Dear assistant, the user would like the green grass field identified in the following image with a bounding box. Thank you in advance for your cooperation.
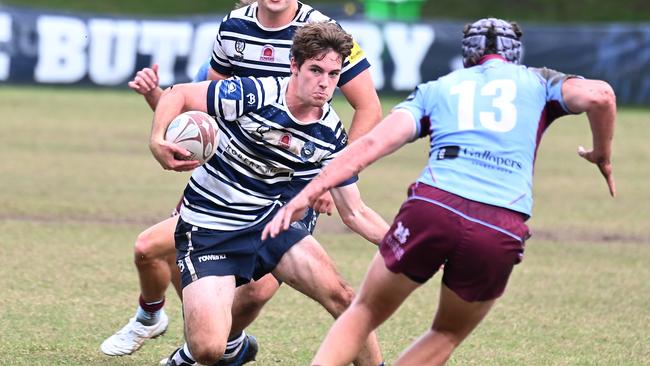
[1,86,649,365]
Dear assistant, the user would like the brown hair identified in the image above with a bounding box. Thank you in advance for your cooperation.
[291,22,353,68]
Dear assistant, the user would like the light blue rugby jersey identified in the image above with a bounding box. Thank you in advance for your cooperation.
[396,56,579,217]
[211,1,369,86]
[179,76,355,231]
[192,60,210,82]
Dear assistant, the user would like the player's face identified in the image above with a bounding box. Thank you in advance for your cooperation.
[292,51,342,108]
[257,0,297,14]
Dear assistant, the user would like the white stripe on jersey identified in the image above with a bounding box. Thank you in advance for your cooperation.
[212,1,368,80]
[220,31,293,46]
[198,164,280,203]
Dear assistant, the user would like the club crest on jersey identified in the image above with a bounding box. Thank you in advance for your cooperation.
[260,45,275,62]
[301,141,316,159]
[279,133,292,149]
[176,259,185,273]
[393,221,410,244]
[234,40,246,61]
[252,125,271,141]
[235,40,246,53]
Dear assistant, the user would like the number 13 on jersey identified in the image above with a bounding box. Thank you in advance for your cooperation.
[450,79,517,132]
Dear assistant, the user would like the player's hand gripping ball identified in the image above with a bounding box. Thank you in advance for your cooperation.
[165,111,219,165]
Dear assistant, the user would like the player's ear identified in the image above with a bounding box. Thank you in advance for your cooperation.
[290,57,298,76]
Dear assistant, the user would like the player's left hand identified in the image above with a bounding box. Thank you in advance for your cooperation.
[128,64,159,95]
[577,145,616,197]
[312,191,334,216]
[150,139,200,172]
[262,198,309,240]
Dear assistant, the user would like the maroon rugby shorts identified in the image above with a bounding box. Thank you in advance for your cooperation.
[379,182,530,302]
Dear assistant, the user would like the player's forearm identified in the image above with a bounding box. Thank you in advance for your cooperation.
[340,204,389,245]
[302,136,383,205]
[302,113,413,205]
[587,85,616,162]
[150,87,186,144]
[144,87,164,111]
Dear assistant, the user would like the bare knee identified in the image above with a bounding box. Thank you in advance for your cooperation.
[133,230,161,267]
[188,340,226,365]
[326,281,355,318]
[429,326,464,348]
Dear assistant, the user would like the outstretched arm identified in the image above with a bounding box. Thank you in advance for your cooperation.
[329,184,389,245]
[262,109,416,239]
[562,78,617,197]
[149,81,212,172]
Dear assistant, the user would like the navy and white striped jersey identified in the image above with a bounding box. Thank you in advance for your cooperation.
[179,76,355,231]
[211,1,370,86]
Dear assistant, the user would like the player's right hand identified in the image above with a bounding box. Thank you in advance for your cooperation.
[150,138,200,172]
[128,64,160,95]
[312,190,334,216]
[577,145,616,197]
[262,199,309,240]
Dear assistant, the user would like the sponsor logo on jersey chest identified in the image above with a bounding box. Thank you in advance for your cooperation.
[278,133,292,149]
[260,45,275,62]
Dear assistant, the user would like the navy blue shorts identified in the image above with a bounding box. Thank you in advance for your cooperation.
[175,216,310,289]
[301,207,319,234]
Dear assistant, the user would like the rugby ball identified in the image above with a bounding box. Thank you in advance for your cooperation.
[165,111,219,165]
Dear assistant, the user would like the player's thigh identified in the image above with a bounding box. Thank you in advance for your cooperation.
[135,215,178,258]
[182,275,236,345]
[432,284,495,339]
[272,236,345,299]
[233,274,280,306]
[355,253,421,324]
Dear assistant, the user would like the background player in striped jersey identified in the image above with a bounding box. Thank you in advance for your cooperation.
[101,1,383,362]
[263,18,617,366]
[148,22,386,366]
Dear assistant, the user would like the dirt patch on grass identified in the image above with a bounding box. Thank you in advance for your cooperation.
[3,213,648,244]
[312,217,649,244]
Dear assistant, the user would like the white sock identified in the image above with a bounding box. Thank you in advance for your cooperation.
[222,331,246,359]
[170,343,196,365]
